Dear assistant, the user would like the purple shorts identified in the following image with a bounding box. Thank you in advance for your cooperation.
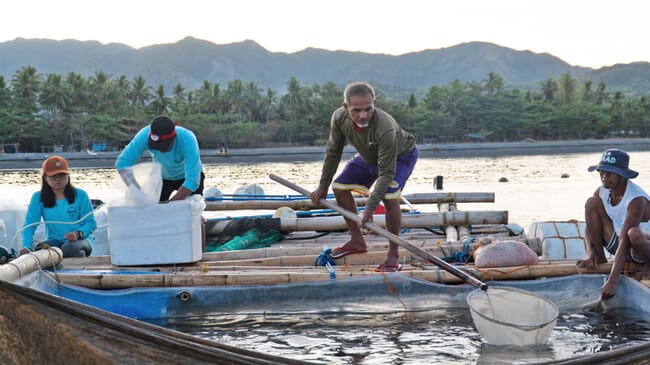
[332,146,418,199]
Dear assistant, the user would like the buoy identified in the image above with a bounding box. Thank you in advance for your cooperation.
[234,184,265,196]
[272,207,297,219]
[204,187,223,199]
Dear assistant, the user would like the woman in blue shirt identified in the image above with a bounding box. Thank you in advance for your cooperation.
[21,155,96,257]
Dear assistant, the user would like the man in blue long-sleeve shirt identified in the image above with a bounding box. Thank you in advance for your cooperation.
[115,115,204,201]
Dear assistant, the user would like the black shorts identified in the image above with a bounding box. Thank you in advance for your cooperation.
[159,171,205,202]
[605,232,647,265]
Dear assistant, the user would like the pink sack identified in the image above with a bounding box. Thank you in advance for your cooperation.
[474,240,538,268]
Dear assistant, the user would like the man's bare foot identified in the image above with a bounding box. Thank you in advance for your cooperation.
[330,239,367,259]
[375,256,401,272]
[577,256,606,269]
[337,239,366,252]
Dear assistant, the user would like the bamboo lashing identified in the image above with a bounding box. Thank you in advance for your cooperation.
[0,247,62,282]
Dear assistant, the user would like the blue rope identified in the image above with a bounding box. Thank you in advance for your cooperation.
[325,262,336,279]
[442,237,474,263]
[314,247,336,267]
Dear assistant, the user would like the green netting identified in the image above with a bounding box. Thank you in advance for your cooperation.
[205,228,282,252]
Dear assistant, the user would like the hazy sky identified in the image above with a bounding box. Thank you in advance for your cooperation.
[3,0,649,69]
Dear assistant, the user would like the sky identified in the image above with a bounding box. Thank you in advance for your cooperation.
[3,0,649,69]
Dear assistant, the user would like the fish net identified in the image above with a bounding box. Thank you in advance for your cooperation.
[467,286,558,346]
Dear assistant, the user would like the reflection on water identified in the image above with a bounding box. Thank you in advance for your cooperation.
[148,308,650,364]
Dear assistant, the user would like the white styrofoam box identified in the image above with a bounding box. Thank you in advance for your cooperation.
[108,197,204,265]
[529,221,613,260]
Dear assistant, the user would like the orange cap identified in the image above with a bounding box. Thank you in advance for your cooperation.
[42,155,70,176]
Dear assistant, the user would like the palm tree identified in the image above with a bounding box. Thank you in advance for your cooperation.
[40,73,70,113]
[261,88,277,123]
[558,74,576,104]
[65,72,88,112]
[172,83,186,113]
[11,66,41,114]
[283,76,303,120]
[225,79,244,114]
[0,76,10,108]
[540,78,558,102]
[129,75,151,107]
[485,72,504,96]
[88,71,111,111]
[150,84,169,114]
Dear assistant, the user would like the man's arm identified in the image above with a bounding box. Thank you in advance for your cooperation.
[115,127,149,188]
[179,129,202,193]
[317,112,346,192]
[602,196,646,298]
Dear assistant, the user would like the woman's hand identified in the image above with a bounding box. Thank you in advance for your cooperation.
[65,231,82,241]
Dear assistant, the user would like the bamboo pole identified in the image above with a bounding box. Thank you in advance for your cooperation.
[439,203,458,242]
[0,248,63,282]
[206,210,508,234]
[204,192,496,211]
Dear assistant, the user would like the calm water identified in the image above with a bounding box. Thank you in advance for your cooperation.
[3,152,650,364]
[150,309,650,365]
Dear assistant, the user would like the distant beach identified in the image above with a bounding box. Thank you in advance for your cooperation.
[1,138,650,170]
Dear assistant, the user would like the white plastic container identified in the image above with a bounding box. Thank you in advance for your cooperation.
[108,197,204,266]
[529,221,591,259]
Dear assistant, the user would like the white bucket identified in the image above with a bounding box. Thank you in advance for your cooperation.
[467,287,558,346]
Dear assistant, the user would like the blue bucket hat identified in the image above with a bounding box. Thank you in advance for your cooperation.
[587,149,638,179]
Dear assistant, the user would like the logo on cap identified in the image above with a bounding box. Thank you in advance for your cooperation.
[601,151,616,164]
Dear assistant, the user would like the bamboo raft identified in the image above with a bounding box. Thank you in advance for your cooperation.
[54,191,649,291]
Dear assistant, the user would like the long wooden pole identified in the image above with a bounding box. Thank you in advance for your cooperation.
[269,174,488,290]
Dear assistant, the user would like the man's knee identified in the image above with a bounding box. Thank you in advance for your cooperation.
[585,196,602,211]
[628,227,648,246]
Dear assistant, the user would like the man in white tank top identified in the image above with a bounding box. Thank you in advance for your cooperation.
[578,149,650,299]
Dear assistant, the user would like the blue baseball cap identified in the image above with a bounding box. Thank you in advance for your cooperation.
[588,149,638,179]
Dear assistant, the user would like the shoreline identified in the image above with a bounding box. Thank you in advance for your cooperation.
[1,138,650,170]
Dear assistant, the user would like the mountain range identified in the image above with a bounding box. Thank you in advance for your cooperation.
[1,36,649,98]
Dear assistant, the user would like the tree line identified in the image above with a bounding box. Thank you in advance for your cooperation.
[1,66,649,152]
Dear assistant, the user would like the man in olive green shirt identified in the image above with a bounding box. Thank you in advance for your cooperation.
[310,82,418,271]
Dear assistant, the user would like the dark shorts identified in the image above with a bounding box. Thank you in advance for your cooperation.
[605,232,647,265]
[332,146,418,200]
[160,171,205,202]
